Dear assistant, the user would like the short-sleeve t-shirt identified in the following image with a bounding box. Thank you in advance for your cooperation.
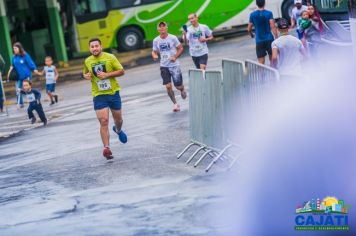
[249,9,274,44]
[44,65,56,84]
[292,5,308,26]
[152,34,181,68]
[83,52,123,97]
[186,24,212,57]
[271,35,304,76]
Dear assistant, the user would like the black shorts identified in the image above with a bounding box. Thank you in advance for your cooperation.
[93,91,122,111]
[160,66,183,87]
[256,40,273,58]
[192,54,208,69]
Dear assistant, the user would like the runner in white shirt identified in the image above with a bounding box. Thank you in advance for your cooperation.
[152,22,187,112]
[271,18,306,79]
[183,13,213,70]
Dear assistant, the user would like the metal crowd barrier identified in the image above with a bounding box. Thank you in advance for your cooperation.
[205,59,245,172]
[178,59,280,172]
[177,70,224,167]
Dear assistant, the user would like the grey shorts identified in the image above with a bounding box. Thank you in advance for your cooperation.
[160,66,183,86]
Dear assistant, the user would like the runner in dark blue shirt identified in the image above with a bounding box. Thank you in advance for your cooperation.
[247,0,278,65]
[20,80,47,125]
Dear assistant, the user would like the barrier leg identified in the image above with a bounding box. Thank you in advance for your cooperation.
[194,149,214,168]
[177,142,198,159]
[205,144,233,172]
[227,152,243,170]
[186,146,206,164]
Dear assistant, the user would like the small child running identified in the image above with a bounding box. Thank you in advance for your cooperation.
[20,79,47,125]
[40,56,59,105]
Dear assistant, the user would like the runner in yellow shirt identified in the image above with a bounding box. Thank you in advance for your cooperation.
[83,38,127,160]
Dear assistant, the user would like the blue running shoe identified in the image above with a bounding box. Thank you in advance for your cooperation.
[113,126,128,144]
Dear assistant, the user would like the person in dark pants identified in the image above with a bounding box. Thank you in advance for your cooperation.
[0,53,5,113]
[247,0,278,65]
[0,80,4,113]
[20,79,47,125]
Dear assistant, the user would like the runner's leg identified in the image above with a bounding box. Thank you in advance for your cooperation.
[28,104,35,119]
[166,83,176,104]
[199,64,206,70]
[96,108,110,147]
[111,109,123,133]
[257,57,265,64]
[171,66,186,100]
[198,54,208,70]
[35,103,47,123]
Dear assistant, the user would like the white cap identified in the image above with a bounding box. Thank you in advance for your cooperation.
[294,0,302,4]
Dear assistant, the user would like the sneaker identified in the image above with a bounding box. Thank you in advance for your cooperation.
[181,90,187,100]
[112,126,128,144]
[31,117,36,124]
[103,147,113,160]
[43,119,47,126]
[173,103,180,112]
[54,95,58,103]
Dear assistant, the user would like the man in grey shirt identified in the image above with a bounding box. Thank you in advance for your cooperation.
[152,21,187,112]
[271,18,306,79]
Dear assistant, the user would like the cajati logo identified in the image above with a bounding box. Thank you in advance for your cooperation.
[294,196,350,231]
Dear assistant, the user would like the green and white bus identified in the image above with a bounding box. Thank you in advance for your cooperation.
[69,0,348,52]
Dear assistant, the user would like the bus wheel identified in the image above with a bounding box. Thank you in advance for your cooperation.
[117,27,144,52]
[282,0,294,22]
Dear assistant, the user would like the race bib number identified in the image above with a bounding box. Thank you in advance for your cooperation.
[191,40,204,52]
[161,52,170,62]
[27,93,36,102]
[46,72,55,83]
[97,79,112,91]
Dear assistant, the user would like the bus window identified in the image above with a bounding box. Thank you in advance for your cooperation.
[319,0,346,10]
[88,0,107,13]
[110,0,136,8]
[74,0,107,16]
[110,0,170,9]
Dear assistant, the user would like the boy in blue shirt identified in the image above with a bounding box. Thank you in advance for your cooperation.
[247,0,278,65]
[20,80,47,125]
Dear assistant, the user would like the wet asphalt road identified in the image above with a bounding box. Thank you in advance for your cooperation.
[0,35,255,236]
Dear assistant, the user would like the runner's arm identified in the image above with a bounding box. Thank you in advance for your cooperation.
[152,50,159,61]
[200,27,213,42]
[97,56,125,80]
[271,48,278,69]
[82,64,92,80]
[100,69,124,79]
[247,23,255,38]
[201,34,213,42]
[152,39,160,61]
[54,67,59,81]
[270,19,278,39]
[182,32,188,45]
[173,44,184,59]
